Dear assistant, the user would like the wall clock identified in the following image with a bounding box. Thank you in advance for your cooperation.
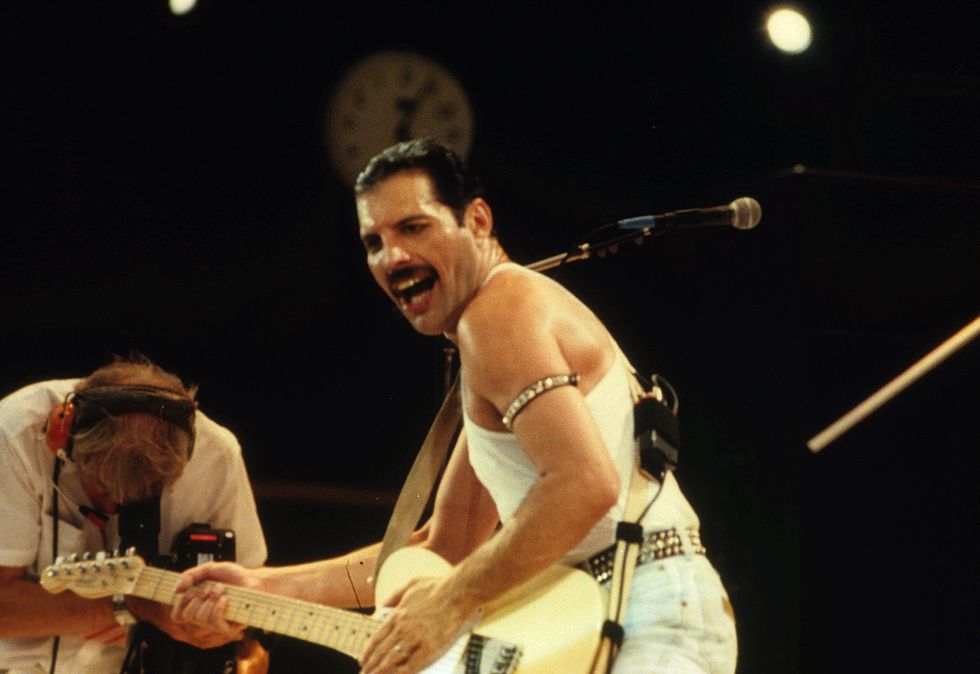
[325,50,475,188]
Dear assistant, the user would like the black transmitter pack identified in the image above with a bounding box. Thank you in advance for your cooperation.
[633,393,680,480]
[174,522,237,569]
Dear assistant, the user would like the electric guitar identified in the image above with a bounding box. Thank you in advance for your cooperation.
[41,547,605,674]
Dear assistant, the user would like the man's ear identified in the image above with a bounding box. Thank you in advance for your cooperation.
[463,198,493,238]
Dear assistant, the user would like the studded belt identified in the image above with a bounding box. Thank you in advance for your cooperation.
[578,527,706,584]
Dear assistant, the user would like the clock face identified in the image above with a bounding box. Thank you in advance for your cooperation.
[325,50,475,188]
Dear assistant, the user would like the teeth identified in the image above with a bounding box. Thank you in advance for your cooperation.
[392,272,436,296]
[394,277,424,292]
[405,289,430,307]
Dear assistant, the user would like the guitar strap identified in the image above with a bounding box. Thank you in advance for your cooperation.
[589,461,652,674]
[371,374,463,582]
[590,347,662,674]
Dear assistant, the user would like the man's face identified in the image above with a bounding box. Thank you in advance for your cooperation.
[79,471,118,516]
[357,170,485,336]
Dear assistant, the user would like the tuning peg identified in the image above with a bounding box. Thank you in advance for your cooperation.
[82,552,91,561]
[55,555,65,565]
[96,551,107,560]
[124,547,136,556]
[67,553,78,563]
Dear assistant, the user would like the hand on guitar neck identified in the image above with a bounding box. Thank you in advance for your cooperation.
[125,593,247,649]
[170,561,255,640]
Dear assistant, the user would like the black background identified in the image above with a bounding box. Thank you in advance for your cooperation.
[2,1,978,672]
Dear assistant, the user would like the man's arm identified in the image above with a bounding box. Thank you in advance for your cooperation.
[173,431,499,620]
[0,564,248,649]
[0,565,115,638]
[422,433,500,563]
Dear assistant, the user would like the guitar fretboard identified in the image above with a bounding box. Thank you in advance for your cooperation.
[132,567,378,658]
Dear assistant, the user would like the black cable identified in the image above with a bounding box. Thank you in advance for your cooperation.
[118,624,143,674]
[48,457,62,674]
[635,473,668,528]
[651,374,680,415]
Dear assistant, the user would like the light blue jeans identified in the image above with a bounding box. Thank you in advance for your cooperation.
[611,553,737,673]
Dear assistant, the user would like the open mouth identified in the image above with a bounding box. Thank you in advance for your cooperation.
[389,268,438,310]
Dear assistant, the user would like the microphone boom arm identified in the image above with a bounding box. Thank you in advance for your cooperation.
[527,229,653,272]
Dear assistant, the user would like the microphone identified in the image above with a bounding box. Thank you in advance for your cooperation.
[617,197,762,232]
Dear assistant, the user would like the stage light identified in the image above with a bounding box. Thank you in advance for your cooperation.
[169,0,198,16]
[766,7,813,54]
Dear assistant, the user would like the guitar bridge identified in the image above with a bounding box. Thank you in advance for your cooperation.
[460,634,522,674]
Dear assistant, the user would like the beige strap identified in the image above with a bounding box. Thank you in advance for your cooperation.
[606,334,646,403]
[590,458,651,674]
[371,375,463,581]
[591,342,655,674]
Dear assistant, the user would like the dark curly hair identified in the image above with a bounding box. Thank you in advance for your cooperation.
[355,138,484,224]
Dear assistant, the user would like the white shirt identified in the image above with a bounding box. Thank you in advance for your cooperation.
[0,379,268,674]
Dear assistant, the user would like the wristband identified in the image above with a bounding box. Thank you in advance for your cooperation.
[112,594,137,626]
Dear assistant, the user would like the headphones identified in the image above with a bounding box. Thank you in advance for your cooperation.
[45,385,198,461]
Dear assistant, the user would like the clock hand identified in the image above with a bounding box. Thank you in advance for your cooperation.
[394,78,439,141]
[394,100,416,142]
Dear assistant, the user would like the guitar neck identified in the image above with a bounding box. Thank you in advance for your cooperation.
[133,567,376,659]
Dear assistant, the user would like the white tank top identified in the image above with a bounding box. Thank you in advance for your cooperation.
[463,264,700,563]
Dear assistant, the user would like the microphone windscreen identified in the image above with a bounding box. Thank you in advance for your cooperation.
[731,197,762,230]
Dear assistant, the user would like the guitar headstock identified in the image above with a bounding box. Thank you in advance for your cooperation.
[40,550,146,598]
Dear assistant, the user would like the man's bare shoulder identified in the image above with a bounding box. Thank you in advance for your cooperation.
[456,271,568,414]
[460,267,556,342]
[462,265,616,394]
